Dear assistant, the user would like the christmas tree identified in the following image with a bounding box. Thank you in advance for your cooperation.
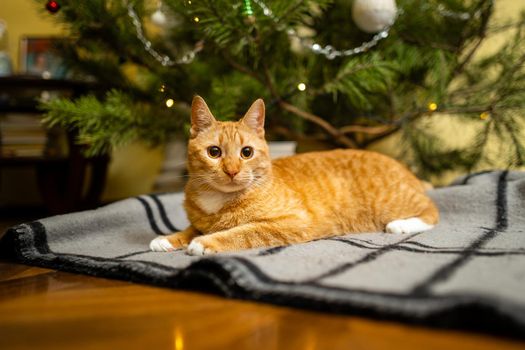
[39,0,525,181]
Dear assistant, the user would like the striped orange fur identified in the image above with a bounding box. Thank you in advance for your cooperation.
[151,96,439,255]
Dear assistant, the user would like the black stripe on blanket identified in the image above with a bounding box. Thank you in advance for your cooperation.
[305,232,423,282]
[113,250,156,259]
[460,170,495,185]
[0,222,180,285]
[148,194,180,232]
[326,237,525,257]
[411,171,509,295]
[136,196,165,235]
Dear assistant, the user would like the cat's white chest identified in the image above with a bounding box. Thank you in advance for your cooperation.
[194,191,233,214]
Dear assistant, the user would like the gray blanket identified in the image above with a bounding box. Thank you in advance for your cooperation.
[1,170,525,337]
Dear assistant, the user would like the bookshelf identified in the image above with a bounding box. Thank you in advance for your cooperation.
[0,76,109,214]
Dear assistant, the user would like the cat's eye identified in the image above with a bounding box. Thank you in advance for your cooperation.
[207,146,222,158]
[241,146,254,159]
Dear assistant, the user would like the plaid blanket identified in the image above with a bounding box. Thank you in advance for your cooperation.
[1,170,524,337]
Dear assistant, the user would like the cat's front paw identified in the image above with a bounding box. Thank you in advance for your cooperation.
[187,238,216,256]
[150,236,175,252]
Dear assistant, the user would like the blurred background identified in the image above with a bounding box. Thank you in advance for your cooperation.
[1,0,524,216]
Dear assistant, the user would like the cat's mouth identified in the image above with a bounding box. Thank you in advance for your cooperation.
[212,181,249,193]
[210,175,252,193]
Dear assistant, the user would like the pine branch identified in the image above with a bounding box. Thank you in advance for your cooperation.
[222,52,263,82]
[260,59,359,147]
[340,124,392,135]
[452,0,494,77]
[279,101,357,148]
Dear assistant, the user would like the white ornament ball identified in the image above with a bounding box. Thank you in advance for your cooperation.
[151,9,168,27]
[352,0,397,33]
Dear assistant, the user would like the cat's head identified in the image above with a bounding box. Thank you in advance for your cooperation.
[187,96,271,193]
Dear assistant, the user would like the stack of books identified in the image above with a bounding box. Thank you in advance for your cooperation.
[0,114,48,157]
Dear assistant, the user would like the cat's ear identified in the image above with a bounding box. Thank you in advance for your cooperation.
[191,95,216,137]
[241,99,265,136]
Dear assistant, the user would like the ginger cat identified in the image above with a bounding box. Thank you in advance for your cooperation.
[150,96,439,255]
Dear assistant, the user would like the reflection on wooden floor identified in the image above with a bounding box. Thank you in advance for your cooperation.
[0,261,524,350]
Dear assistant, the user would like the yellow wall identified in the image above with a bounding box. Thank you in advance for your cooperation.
[2,1,65,71]
[1,0,164,201]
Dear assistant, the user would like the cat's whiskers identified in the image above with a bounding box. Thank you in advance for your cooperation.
[188,177,214,190]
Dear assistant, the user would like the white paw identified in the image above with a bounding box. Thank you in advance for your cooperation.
[149,236,175,252]
[187,240,214,256]
[385,218,434,235]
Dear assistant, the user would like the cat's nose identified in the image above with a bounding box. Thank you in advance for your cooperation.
[224,169,239,179]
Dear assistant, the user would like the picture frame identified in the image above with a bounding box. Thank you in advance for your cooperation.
[19,36,68,79]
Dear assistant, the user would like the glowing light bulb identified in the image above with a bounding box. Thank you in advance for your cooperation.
[297,83,306,91]
[159,84,166,92]
[428,102,438,112]
[166,98,174,108]
[193,16,200,23]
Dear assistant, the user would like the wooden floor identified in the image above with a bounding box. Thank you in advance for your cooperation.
[1,221,524,349]
[1,263,525,350]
